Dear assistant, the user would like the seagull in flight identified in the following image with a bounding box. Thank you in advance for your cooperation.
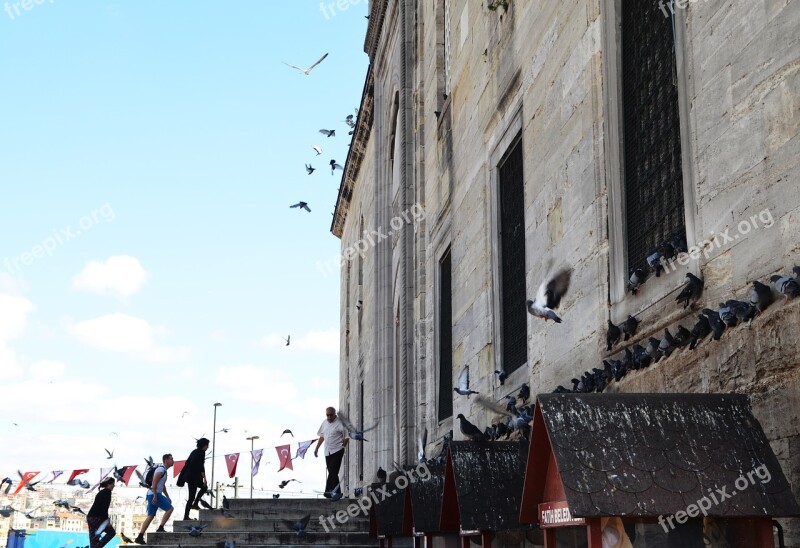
[290,201,311,212]
[312,144,323,155]
[527,267,572,323]
[282,53,329,75]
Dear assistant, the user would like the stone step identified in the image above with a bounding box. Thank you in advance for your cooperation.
[173,515,369,532]
[223,497,358,514]
[143,530,374,545]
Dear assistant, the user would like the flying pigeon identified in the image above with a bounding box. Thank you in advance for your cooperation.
[330,159,343,174]
[494,369,508,385]
[676,272,704,309]
[290,201,311,212]
[279,479,299,489]
[282,53,329,75]
[284,335,290,346]
[527,268,571,322]
[319,129,336,138]
[453,365,478,397]
[349,422,378,441]
[184,523,209,537]
[750,280,774,313]
[281,429,293,437]
[456,414,487,441]
[104,448,114,459]
[144,456,155,467]
[283,515,311,537]
[606,320,621,350]
[628,267,647,294]
[621,315,639,341]
[771,273,800,301]
[344,114,355,128]
[70,506,86,515]
[305,164,315,175]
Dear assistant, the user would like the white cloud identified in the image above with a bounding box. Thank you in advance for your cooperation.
[217,365,299,405]
[69,313,189,362]
[28,359,67,381]
[72,255,149,300]
[0,292,36,380]
[259,328,339,354]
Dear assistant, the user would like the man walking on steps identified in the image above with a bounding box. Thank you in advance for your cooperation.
[314,406,348,501]
[135,453,175,544]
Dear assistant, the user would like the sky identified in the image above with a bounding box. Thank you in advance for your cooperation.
[0,0,368,499]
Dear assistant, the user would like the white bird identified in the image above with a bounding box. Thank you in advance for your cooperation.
[312,144,323,155]
[527,268,572,323]
[282,53,329,75]
[453,365,478,397]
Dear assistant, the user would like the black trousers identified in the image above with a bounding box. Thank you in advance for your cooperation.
[184,482,207,519]
[87,516,115,548]
[325,448,345,494]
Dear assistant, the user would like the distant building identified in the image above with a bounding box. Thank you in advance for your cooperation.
[334,0,800,545]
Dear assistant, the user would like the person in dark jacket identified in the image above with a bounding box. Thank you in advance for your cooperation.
[179,437,210,520]
[87,477,116,547]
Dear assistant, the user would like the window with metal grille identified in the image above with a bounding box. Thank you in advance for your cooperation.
[498,137,527,374]
[358,379,364,481]
[438,248,453,422]
[621,0,686,274]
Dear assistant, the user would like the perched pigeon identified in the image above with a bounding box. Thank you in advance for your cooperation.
[494,369,508,385]
[658,240,677,261]
[222,496,230,510]
[621,315,640,341]
[505,395,518,415]
[659,328,676,359]
[669,234,688,254]
[184,523,209,537]
[282,53,328,75]
[702,309,726,340]
[456,414,487,441]
[606,320,621,350]
[272,494,280,499]
[290,201,311,212]
[453,365,478,397]
[628,267,647,294]
[120,533,134,543]
[689,314,711,349]
[376,467,387,483]
[305,164,315,175]
[771,273,800,301]
[632,344,651,369]
[717,302,737,328]
[726,299,756,325]
[647,250,664,277]
[673,325,692,348]
[527,268,571,323]
[517,383,530,403]
[676,273,704,309]
[750,280,774,313]
[646,337,663,362]
[283,515,311,537]
[344,114,356,128]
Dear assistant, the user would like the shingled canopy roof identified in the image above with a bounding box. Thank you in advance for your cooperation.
[521,393,800,520]
[444,440,532,532]
[409,463,447,533]
[370,481,412,537]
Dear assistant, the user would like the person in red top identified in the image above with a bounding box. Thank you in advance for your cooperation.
[86,477,116,548]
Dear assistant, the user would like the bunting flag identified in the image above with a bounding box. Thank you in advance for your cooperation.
[225,453,239,478]
[120,466,138,487]
[67,469,89,484]
[251,449,263,477]
[173,460,186,478]
[295,439,316,460]
[13,471,39,495]
[276,444,293,472]
[46,471,63,484]
[89,467,114,492]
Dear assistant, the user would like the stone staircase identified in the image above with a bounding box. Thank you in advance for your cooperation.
[142,497,374,547]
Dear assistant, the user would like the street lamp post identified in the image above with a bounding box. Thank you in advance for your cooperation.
[211,403,222,508]
[246,435,259,499]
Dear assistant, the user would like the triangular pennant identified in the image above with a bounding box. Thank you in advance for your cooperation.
[67,469,89,484]
[89,467,114,492]
[13,471,39,494]
[295,439,316,460]
[276,444,293,472]
[251,449,263,477]
[225,453,239,478]
[46,471,63,484]
[121,465,138,487]
[173,460,186,478]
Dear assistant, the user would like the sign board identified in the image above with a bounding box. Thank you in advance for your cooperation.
[538,501,585,528]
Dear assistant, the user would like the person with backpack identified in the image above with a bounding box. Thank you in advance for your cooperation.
[87,477,116,547]
[135,453,174,545]
[177,437,210,520]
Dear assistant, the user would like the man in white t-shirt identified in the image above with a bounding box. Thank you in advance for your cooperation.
[314,406,349,501]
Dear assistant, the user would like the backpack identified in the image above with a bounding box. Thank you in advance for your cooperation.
[144,465,163,489]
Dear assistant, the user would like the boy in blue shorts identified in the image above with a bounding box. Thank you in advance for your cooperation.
[135,453,174,544]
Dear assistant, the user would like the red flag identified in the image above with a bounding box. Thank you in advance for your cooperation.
[121,466,138,487]
[67,469,89,483]
[173,460,186,477]
[13,471,39,495]
[276,444,293,472]
[224,453,239,478]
